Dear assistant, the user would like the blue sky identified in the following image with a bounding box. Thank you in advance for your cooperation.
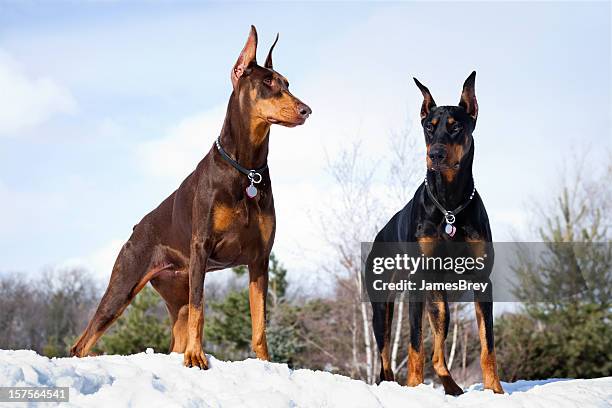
[0,1,610,284]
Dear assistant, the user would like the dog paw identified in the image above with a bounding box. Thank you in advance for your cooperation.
[440,376,464,396]
[183,347,209,369]
[69,344,85,357]
[484,380,504,394]
[444,383,464,396]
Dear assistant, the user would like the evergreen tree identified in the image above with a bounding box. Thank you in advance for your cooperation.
[266,253,304,365]
[205,289,252,359]
[503,162,612,379]
[99,286,170,355]
[204,253,305,365]
[268,253,288,306]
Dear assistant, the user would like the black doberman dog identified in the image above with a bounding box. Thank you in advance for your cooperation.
[71,26,311,369]
[369,72,503,394]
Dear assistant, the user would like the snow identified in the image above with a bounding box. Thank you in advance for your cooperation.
[0,349,610,408]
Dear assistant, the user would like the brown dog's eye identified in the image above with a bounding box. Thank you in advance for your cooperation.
[263,78,273,86]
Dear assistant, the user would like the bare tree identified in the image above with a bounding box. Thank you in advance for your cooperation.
[320,141,382,383]
[318,125,421,383]
[386,127,421,373]
[447,303,459,370]
[0,268,100,356]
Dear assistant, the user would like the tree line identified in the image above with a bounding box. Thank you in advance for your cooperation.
[0,139,609,386]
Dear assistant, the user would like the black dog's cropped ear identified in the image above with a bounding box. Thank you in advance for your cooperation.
[264,33,279,70]
[459,71,478,120]
[413,77,436,120]
[231,25,258,89]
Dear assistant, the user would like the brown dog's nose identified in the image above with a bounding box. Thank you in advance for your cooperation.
[297,103,312,118]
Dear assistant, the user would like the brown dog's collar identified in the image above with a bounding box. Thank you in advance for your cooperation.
[216,137,268,198]
[215,137,268,177]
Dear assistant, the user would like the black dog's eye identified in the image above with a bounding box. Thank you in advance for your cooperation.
[425,123,434,133]
[263,78,273,86]
[451,124,463,135]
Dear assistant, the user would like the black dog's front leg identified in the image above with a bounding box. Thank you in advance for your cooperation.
[407,300,425,386]
[475,301,503,393]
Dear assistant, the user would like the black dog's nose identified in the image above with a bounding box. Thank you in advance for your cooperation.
[297,103,312,118]
[428,145,447,162]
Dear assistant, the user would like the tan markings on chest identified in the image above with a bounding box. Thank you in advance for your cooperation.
[466,237,486,258]
[213,203,239,232]
[417,236,437,257]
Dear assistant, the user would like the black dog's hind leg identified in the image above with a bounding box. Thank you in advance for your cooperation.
[372,301,395,382]
[475,301,503,393]
[426,294,464,395]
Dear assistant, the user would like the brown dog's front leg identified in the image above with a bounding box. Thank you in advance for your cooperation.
[183,237,211,369]
[248,258,270,360]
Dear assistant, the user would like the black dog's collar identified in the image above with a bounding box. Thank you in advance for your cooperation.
[215,136,268,179]
[424,176,475,225]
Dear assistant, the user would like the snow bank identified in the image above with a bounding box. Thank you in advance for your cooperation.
[0,349,610,408]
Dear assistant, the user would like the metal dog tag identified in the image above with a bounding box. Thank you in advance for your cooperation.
[246,184,258,198]
[445,223,456,237]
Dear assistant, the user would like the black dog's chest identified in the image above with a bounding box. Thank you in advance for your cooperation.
[416,219,481,242]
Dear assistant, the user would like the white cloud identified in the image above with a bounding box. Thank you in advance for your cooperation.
[58,238,126,282]
[0,50,77,136]
[130,14,427,281]
[488,209,532,241]
[136,106,226,180]
[131,6,571,281]
[88,238,125,280]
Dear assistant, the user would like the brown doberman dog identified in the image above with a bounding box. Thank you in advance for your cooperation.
[70,26,311,369]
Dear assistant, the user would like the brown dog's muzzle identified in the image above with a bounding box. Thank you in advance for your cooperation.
[272,99,311,127]
[296,102,312,120]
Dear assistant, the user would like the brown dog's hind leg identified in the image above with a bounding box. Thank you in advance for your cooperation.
[160,301,189,354]
[426,297,463,395]
[70,239,154,357]
[169,305,190,353]
[248,258,270,360]
[150,269,190,353]
[475,301,504,394]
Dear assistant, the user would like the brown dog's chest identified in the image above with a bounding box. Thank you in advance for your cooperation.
[207,199,275,268]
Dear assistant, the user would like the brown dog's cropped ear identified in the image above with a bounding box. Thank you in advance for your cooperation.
[264,33,279,70]
[231,25,258,89]
[459,71,478,120]
[414,77,436,120]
